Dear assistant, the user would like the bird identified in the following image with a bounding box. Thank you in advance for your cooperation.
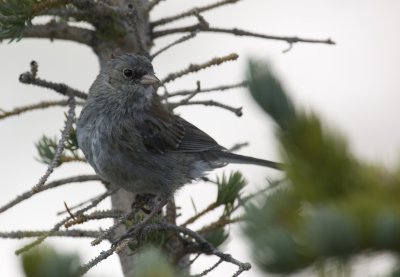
[76,53,281,233]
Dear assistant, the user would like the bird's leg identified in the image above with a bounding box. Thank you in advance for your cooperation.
[113,196,169,245]
[131,193,156,214]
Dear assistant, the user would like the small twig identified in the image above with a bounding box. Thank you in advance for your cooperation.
[197,216,244,235]
[64,210,124,228]
[0,175,100,214]
[151,31,198,59]
[153,25,335,47]
[143,223,251,276]
[161,53,238,84]
[191,259,224,277]
[32,95,76,191]
[146,0,165,13]
[15,189,117,255]
[0,100,81,121]
[171,100,243,117]
[151,0,240,27]
[64,201,76,219]
[57,194,105,216]
[76,243,121,276]
[0,230,101,239]
[90,209,138,246]
[181,202,219,227]
[165,81,247,99]
[19,72,88,99]
[184,253,201,269]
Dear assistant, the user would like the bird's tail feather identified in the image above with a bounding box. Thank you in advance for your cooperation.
[218,152,282,170]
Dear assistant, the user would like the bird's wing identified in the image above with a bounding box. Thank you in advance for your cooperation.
[136,112,224,154]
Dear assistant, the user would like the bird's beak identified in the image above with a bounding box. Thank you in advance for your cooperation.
[140,74,160,85]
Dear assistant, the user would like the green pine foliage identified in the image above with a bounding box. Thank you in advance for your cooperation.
[35,117,84,165]
[245,60,400,274]
[0,0,65,41]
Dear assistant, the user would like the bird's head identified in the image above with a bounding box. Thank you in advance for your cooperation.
[103,53,160,105]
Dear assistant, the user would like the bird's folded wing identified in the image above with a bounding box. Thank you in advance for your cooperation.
[136,114,224,154]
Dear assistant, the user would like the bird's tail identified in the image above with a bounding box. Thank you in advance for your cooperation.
[218,151,282,170]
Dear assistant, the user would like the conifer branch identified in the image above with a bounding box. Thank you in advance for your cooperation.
[15,189,117,255]
[153,25,335,46]
[0,229,101,239]
[161,53,238,84]
[0,175,100,214]
[151,0,241,27]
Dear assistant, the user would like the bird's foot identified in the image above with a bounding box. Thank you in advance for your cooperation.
[131,193,156,214]
[113,196,169,247]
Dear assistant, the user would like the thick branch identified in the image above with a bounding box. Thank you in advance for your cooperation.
[21,22,94,46]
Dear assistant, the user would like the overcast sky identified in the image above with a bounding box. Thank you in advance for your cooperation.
[1,0,400,276]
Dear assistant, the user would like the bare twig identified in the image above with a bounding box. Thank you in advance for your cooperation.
[182,202,219,227]
[0,230,101,239]
[32,94,76,191]
[162,53,238,84]
[141,223,251,276]
[191,258,224,277]
[151,0,240,27]
[0,100,82,121]
[146,0,165,13]
[197,216,244,235]
[15,189,116,255]
[0,174,100,214]
[57,194,106,216]
[171,100,243,117]
[153,25,335,46]
[19,71,88,100]
[77,243,122,276]
[90,209,138,246]
[151,31,198,59]
[64,209,124,228]
[165,81,247,99]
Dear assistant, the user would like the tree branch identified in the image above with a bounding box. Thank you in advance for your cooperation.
[0,100,84,121]
[0,229,101,239]
[161,53,238,84]
[151,0,241,27]
[170,100,243,117]
[20,21,95,46]
[151,31,198,59]
[19,61,88,99]
[153,24,335,46]
[0,175,101,214]
[15,189,117,255]
[165,81,247,99]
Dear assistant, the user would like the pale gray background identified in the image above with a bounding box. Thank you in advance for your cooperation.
[1,0,400,276]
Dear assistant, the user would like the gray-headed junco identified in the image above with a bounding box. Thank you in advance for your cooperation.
[77,53,280,208]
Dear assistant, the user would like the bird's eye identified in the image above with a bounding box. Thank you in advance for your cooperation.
[123,68,134,78]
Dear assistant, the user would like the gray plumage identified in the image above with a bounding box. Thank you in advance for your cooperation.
[77,54,280,198]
